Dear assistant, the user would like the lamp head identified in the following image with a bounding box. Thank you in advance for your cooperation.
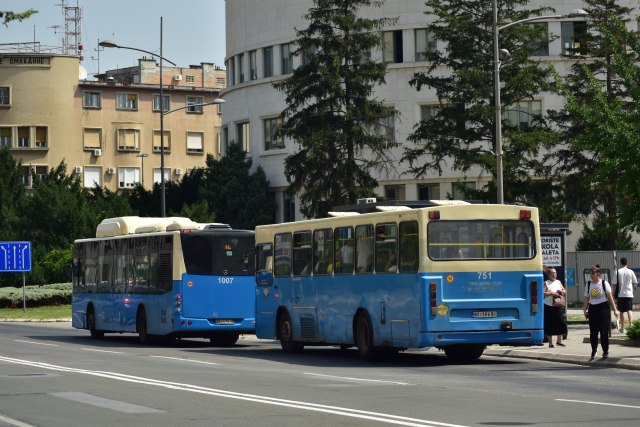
[99,40,119,49]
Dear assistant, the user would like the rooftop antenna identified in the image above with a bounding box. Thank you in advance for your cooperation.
[57,0,83,58]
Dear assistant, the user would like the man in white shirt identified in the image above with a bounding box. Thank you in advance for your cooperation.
[616,257,638,333]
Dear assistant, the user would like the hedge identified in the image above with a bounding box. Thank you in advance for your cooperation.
[0,283,72,308]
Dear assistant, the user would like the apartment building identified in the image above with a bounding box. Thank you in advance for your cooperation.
[0,50,225,191]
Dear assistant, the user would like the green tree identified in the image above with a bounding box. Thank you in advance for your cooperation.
[403,0,562,210]
[549,1,638,246]
[1,9,37,27]
[275,0,398,218]
[576,214,637,251]
[0,148,27,242]
[204,143,275,229]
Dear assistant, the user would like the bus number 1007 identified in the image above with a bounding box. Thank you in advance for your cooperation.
[218,277,234,284]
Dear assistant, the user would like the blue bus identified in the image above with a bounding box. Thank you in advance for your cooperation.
[254,203,544,360]
[72,216,255,345]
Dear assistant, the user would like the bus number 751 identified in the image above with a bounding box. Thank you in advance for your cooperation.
[478,272,492,280]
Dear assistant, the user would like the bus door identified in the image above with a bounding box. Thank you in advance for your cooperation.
[256,243,279,338]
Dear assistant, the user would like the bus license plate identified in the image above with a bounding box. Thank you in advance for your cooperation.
[215,319,235,325]
[472,311,497,318]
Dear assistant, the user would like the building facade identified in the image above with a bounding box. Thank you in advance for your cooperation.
[1,51,225,191]
[221,0,638,249]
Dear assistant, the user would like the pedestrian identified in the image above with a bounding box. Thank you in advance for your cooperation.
[583,266,619,360]
[616,257,638,334]
[543,267,567,347]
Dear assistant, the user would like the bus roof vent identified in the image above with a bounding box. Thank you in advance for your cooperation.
[357,197,377,205]
[166,217,200,232]
[327,211,361,217]
[201,223,232,230]
[376,206,412,212]
[429,200,470,205]
[96,216,146,237]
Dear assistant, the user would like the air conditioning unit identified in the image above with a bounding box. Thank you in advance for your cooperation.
[107,167,116,175]
[73,166,83,174]
[174,168,183,175]
[357,197,377,205]
[173,74,182,81]
[93,149,102,157]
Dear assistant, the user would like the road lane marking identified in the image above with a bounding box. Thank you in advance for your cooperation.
[81,348,125,354]
[557,398,640,410]
[0,413,36,427]
[13,340,58,347]
[0,355,467,427]
[303,372,412,386]
[50,392,164,413]
[150,356,220,365]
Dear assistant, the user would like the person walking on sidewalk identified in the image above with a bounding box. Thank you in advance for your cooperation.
[583,266,619,360]
[544,268,567,347]
[616,257,638,334]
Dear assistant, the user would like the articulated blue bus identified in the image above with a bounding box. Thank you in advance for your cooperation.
[254,203,544,360]
[72,216,255,345]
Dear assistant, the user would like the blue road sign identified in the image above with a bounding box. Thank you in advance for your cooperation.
[0,242,32,272]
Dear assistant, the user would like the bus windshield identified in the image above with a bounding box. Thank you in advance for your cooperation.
[181,232,255,276]
[428,219,535,260]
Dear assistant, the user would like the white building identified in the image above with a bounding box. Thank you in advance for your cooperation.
[221,0,636,248]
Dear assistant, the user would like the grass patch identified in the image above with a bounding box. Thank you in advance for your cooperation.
[0,304,71,320]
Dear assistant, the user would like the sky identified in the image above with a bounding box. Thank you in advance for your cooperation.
[3,0,227,77]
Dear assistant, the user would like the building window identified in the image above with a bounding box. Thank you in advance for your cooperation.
[83,128,102,149]
[383,30,403,63]
[185,75,195,84]
[35,126,47,148]
[283,197,296,222]
[281,43,293,74]
[216,77,225,85]
[418,183,440,200]
[0,87,10,106]
[0,127,12,148]
[264,117,284,150]
[153,94,170,112]
[561,21,588,56]
[34,165,47,182]
[22,166,30,187]
[186,131,204,153]
[526,23,549,56]
[302,44,316,66]
[263,46,273,78]
[153,168,171,184]
[452,181,476,200]
[369,109,395,142]
[415,29,436,61]
[153,130,171,153]
[186,96,204,113]
[236,121,250,152]
[249,50,258,80]
[116,92,138,110]
[17,126,29,148]
[222,126,229,153]
[238,54,245,83]
[83,91,101,108]
[83,166,102,188]
[116,128,141,151]
[384,184,405,201]
[505,100,542,130]
[118,167,140,189]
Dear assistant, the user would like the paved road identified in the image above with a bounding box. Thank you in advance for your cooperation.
[1,321,639,427]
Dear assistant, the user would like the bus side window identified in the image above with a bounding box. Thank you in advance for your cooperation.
[293,231,312,276]
[399,221,419,273]
[355,224,374,273]
[274,233,292,277]
[375,223,398,273]
[313,228,333,275]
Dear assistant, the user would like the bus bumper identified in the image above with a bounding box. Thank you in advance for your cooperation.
[419,329,544,348]
[172,317,255,335]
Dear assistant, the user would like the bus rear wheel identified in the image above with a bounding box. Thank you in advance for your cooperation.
[87,308,103,339]
[278,312,303,353]
[356,314,375,360]
[210,332,240,347]
[137,308,151,344]
[443,344,485,361]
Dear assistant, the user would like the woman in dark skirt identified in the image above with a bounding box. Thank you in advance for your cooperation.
[543,268,568,347]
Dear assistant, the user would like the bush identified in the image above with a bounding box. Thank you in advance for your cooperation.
[0,283,71,308]
[627,319,640,341]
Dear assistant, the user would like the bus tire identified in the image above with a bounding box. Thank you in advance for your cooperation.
[137,308,150,345]
[444,344,485,361]
[210,332,240,347]
[278,311,303,353]
[356,313,375,360]
[87,307,103,339]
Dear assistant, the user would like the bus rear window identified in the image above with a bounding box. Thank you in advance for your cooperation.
[182,232,255,276]
[428,220,535,260]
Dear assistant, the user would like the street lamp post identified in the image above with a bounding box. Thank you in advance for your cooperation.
[492,4,587,204]
[136,153,148,187]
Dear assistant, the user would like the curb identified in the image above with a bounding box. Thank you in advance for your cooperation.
[485,347,640,370]
[0,318,71,322]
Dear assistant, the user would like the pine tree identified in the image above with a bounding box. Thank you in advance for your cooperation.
[275,0,397,218]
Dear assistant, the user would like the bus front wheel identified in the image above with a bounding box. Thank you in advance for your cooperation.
[87,308,103,339]
[278,312,303,353]
[356,314,375,360]
[137,308,150,344]
[443,344,485,361]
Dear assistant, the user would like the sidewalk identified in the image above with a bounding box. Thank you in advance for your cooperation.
[485,308,640,370]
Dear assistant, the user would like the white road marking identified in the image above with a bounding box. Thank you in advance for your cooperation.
[13,340,58,347]
[557,398,640,409]
[50,392,164,413]
[0,355,466,427]
[81,348,125,354]
[150,355,220,365]
[304,372,412,386]
[0,413,36,427]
